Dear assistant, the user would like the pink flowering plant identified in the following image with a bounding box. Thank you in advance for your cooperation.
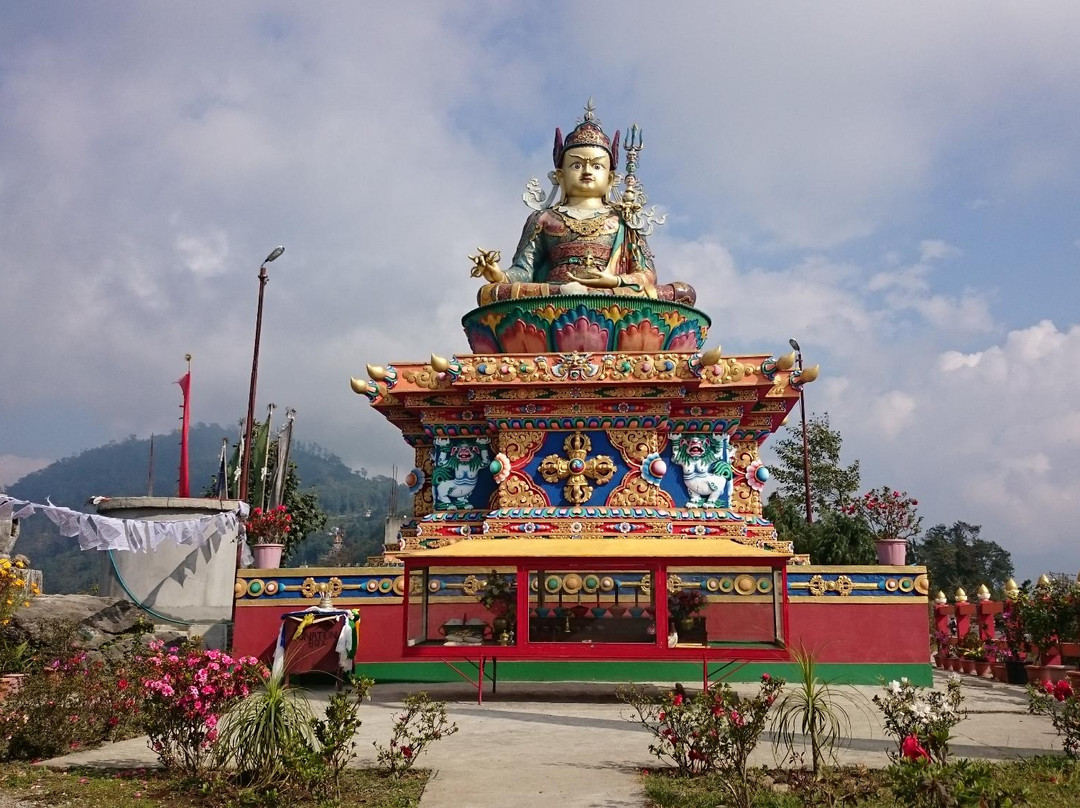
[0,648,147,761]
[139,641,268,774]
[842,487,922,545]
[619,675,785,779]
[244,504,292,545]
[872,675,965,765]
[1028,678,1080,757]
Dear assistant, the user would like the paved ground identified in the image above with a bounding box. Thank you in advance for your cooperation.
[41,670,1062,808]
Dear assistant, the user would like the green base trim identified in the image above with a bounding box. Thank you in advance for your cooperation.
[354,660,931,687]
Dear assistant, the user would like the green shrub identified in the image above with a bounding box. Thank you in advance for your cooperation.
[375,692,458,777]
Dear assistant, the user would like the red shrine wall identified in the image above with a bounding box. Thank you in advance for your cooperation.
[233,598,928,668]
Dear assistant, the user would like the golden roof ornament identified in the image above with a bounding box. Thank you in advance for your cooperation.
[935,590,948,605]
[976,584,991,602]
[1004,579,1019,599]
[955,587,968,603]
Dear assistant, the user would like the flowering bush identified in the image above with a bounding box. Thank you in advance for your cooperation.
[0,647,148,761]
[620,675,785,779]
[1028,678,1080,757]
[139,641,268,774]
[244,504,292,545]
[375,692,458,777]
[842,487,922,544]
[1019,577,1076,656]
[873,675,964,764]
[668,589,707,622]
[997,590,1029,662]
[0,555,40,628]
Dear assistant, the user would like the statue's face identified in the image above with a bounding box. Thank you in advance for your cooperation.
[556,146,613,201]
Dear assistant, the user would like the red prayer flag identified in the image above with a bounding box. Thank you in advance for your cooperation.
[176,371,191,497]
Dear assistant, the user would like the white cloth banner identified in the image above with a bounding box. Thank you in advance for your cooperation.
[0,495,254,567]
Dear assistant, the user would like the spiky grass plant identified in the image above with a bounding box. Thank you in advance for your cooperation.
[771,647,856,777]
[215,671,314,788]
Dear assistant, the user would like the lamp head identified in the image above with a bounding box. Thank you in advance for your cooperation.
[788,338,801,352]
[264,246,285,264]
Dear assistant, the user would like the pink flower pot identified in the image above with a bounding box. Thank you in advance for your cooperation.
[252,542,284,569]
[875,538,907,566]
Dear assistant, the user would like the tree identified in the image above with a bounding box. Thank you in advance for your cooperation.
[765,494,875,565]
[765,412,873,565]
[909,521,1014,596]
[771,412,861,518]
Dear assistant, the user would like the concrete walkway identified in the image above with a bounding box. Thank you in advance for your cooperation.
[42,671,1063,808]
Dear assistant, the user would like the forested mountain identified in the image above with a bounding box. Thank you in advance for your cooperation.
[4,424,408,593]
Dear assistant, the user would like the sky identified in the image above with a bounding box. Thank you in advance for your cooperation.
[1,2,1078,583]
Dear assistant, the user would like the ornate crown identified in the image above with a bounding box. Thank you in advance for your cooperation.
[553,100,620,170]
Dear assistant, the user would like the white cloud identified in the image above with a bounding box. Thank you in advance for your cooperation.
[1,3,1079,581]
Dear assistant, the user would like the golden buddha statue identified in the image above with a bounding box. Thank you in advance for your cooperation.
[473,103,697,307]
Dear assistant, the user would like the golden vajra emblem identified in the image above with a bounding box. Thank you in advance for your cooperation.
[538,432,615,505]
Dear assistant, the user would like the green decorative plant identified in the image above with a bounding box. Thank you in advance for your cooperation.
[477,570,516,622]
[215,671,314,787]
[958,630,990,662]
[283,676,374,801]
[771,647,856,777]
[375,691,458,777]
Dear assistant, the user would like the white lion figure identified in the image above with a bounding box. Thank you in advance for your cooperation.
[669,433,733,507]
[431,437,491,510]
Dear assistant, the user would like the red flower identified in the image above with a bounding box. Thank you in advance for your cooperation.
[401,745,413,759]
[901,735,929,760]
[672,693,684,706]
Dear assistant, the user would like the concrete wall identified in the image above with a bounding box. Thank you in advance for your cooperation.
[95,497,240,645]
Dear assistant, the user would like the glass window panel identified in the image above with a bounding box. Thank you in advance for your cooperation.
[528,569,656,644]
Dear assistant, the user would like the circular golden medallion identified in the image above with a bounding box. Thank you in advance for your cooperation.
[885,578,899,592]
[705,577,720,592]
[366,580,379,592]
[899,577,914,593]
[563,573,583,594]
[393,576,406,595]
[264,580,280,596]
[718,577,734,593]
[428,579,442,592]
[914,574,929,595]
[756,577,772,594]
[545,575,562,594]
[734,574,756,596]
[600,576,615,592]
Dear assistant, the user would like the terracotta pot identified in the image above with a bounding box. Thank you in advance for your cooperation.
[949,657,964,673]
[252,542,284,569]
[875,538,907,565]
[1066,671,1080,688]
[1041,645,1064,667]
[975,661,992,678]
[1044,665,1070,684]
[1026,664,1047,684]
[933,653,945,669]
[991,663,1007,682]
[961,659,977,675]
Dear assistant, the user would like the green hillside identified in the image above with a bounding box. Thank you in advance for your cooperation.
[5,424,408,593]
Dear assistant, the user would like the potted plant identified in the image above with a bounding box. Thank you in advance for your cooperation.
[477,570,515,644]
[842,487,921,566]
[668,589,706,633]
[1022,576,1074,677]
[244,505,293,569]
[0,554,41,698]
[998,591,1031,684]
[958,631,992,677]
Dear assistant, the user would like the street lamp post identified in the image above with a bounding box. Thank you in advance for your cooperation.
[238,246,285,503]
[789,338,813,524]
